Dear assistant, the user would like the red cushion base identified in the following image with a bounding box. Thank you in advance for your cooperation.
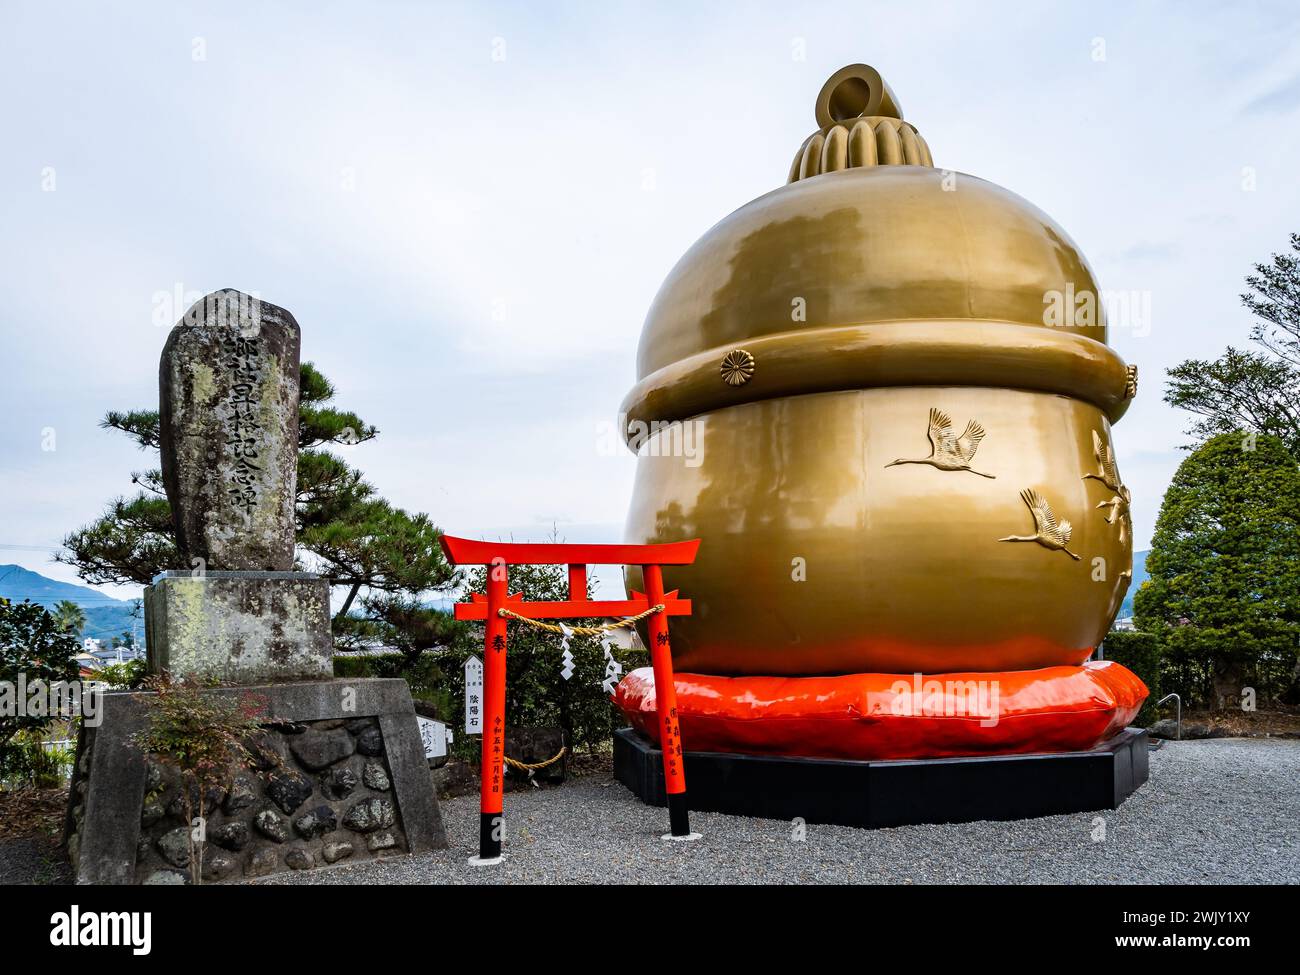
[613,662,1148,761]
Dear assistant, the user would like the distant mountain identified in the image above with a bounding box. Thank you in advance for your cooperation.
[0,565,142,646]
[1119,550,1149,618]
[0,553,1151,649]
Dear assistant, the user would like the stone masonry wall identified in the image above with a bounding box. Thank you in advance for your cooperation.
[132,716,407,883]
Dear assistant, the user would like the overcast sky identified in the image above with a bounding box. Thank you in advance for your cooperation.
[2,1,1299,603]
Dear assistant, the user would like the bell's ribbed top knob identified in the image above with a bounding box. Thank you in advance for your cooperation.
[788,64,933,182]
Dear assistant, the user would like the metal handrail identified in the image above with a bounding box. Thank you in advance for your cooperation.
[1156,692,1181,740]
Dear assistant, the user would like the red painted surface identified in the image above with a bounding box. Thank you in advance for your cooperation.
[440,535,701,567]
[642,564,687,797]
[614,661,1149,761]
[482,561,508,819]
[452,595,691,621]
[566,563,587,599]
[442,534,700,840]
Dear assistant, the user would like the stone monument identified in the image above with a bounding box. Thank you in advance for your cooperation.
[145,289,332,683]
[159,288,299,572]
[67,290,448,883]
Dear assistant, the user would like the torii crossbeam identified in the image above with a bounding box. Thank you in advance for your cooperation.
[440,535,701,863]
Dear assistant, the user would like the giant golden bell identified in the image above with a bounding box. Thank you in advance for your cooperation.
[622,64,1135,677]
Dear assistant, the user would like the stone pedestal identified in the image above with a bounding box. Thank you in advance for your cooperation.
[614,726,1150,828]
[144,571,333,684]
[66,680,448,884]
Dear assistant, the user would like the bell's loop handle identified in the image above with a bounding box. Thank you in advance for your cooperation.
[815,63,904,128]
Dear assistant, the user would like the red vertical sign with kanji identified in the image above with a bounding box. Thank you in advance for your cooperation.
[479,557,508,859]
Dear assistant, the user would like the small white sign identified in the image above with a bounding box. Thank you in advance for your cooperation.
[416,715,447,760]
[464,654,484,734]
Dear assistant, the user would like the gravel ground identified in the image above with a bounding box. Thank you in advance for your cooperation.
[257,738,1300,885]
[0,835,72,885]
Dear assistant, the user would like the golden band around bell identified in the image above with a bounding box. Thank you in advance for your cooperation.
[621,318,1132,446]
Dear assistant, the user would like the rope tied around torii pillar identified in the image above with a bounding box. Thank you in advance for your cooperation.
[495,603,665,769]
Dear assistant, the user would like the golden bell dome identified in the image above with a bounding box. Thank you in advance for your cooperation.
[624,63,1131,435]
[623,64,1135,678]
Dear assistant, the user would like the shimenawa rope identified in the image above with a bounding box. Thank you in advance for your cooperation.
[494,604,662,769]
[496,603,664,636]
[504,746,567,771]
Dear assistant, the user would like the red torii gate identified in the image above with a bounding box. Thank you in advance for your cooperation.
[440,535,701,863]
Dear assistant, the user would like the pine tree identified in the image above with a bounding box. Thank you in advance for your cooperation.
[1165,233,1300,457]
[1134,433,1300,708]
[58,362,461,646]
[1,600,81,752]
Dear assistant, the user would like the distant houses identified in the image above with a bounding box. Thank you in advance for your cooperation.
[75,637,145,674]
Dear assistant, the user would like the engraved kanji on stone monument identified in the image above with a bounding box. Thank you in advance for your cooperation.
[159,289,300,571]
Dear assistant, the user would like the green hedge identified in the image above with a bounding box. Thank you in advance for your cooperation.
[335,631,646,761]
[334,652,447,712]
[1102,630,1161,726]
[0,731,75,788]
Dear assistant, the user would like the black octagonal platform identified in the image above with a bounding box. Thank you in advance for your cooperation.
[614,726,1149,828]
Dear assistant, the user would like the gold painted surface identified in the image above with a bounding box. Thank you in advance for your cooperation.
[625,387,1132,676]
[622,318,1133,439]
[634,166,1110,380]
[999,488,1081,560]
[885,407,993,478]
[815,64,904,126]
[789,116,933,181]
[1083,429,1133,543]
[719,349,755,386]
[621,64,1133,677]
